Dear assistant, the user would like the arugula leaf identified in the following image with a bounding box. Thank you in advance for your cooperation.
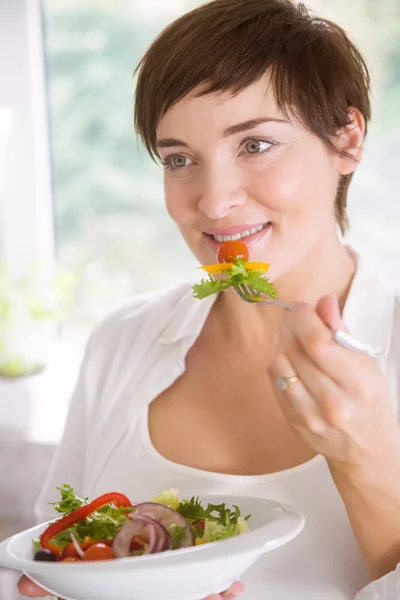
[50,484,88,515]
[176,496,249,526]
[239,270,278,298]
[192,276,232,299]
[192,258,278,300]
[175,496,211,522]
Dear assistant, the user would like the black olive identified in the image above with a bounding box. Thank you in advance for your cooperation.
[34,549,58,562]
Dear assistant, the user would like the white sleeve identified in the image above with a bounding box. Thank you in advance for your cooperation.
[355,565,400,600]
[33,336,94,523]
[33,290,158,523]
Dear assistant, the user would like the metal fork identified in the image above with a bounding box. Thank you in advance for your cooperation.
[235,283,384,360]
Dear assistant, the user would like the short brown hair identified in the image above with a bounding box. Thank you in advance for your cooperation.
[134,0,371,234]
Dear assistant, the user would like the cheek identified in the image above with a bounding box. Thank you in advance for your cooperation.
[164,179,193,226]
[248,148,337,216]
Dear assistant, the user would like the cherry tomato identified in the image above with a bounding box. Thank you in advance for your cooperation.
[217,240,249,263]
[82,543,116,561]
[61,556,82,562]
[61,538,112,559]
[61,545,80,559]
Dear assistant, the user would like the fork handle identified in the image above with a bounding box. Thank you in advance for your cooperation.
[258,299,294,310]
[260,300,380,358]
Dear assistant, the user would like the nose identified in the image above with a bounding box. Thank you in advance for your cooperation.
[198,166,246,219]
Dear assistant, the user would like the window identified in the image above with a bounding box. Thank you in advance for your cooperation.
[43,0,205,341]
[41,0,400,339]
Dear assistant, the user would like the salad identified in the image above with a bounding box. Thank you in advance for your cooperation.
[32,486,250,563]
[192,240,278,300]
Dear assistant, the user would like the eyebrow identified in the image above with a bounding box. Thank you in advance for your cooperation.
[156,117,289,149]
[223,117,288,137]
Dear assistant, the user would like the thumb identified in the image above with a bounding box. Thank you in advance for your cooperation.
[316,295,345,333]
[17,575,48,597]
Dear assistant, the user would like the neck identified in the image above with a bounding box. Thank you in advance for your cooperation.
[275,233,355,309]
[213,228,356,348]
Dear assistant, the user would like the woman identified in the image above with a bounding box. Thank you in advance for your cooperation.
[18,0,400,599]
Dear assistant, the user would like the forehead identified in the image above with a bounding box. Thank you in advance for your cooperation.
[156,73,288,139]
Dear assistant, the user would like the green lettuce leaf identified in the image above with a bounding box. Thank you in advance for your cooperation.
[192,258,277,300]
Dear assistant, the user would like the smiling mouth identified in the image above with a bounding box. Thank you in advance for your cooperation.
[207,222,270,242]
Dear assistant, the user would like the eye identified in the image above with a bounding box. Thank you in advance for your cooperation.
[162,155,194,171]
[243,139,274,155]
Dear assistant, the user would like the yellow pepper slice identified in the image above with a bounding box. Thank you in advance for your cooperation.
[195,537,206,545]
[200,262,270,275]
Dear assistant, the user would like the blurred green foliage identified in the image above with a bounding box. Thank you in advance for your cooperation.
[43,0,400,338]
[0,264,76,376]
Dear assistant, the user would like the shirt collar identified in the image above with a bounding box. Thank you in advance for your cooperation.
[158,286,216,345]
[159,247,397,358]
[342,247,396,358]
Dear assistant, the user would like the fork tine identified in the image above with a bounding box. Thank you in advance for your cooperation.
[236,284,259,302]
[234,284,250,301]
[237,283,262,302]
[242,283,263,300]
[237,284,253,299]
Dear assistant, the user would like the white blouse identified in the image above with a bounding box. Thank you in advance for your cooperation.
[34,248,400,600]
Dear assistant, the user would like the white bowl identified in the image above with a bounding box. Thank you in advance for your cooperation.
[0,495,304,600]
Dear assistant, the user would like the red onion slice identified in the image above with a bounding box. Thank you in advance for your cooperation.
[69,532,84,558]
[133,514,171,554]
[132,503,194,548]
[112,514,171,557]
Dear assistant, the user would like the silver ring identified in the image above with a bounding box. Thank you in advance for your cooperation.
[276,375,299,391]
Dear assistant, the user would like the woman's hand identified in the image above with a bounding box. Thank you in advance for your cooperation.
[269,295,400,580]
[268,295,399,472]
[17,575,245,599]
[17,575,49,597]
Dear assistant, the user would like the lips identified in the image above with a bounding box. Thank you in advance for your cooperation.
[208,223,269,243]
[204,222,272,255]
[204,222,269,237]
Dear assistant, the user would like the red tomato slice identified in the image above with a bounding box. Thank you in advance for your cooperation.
[82,543,116,561]
[217,241,249,263]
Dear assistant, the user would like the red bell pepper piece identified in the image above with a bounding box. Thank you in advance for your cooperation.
[192,519,205,533]
[40,492,132,556]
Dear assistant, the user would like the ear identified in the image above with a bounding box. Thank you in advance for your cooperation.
[335,108,366,176]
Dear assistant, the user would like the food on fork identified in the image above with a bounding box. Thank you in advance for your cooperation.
[32,485,250,562]
[192,240,278,300]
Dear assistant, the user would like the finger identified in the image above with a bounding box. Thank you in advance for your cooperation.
[221,580,246,598]
[205,581,245,600]
[269,352,326,434]
[282,330,350,424]
[287,303,370,390]
[316,295,344,332]
[17,575,48,597]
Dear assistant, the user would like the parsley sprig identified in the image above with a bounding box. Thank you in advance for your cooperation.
[192,258,278,300]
